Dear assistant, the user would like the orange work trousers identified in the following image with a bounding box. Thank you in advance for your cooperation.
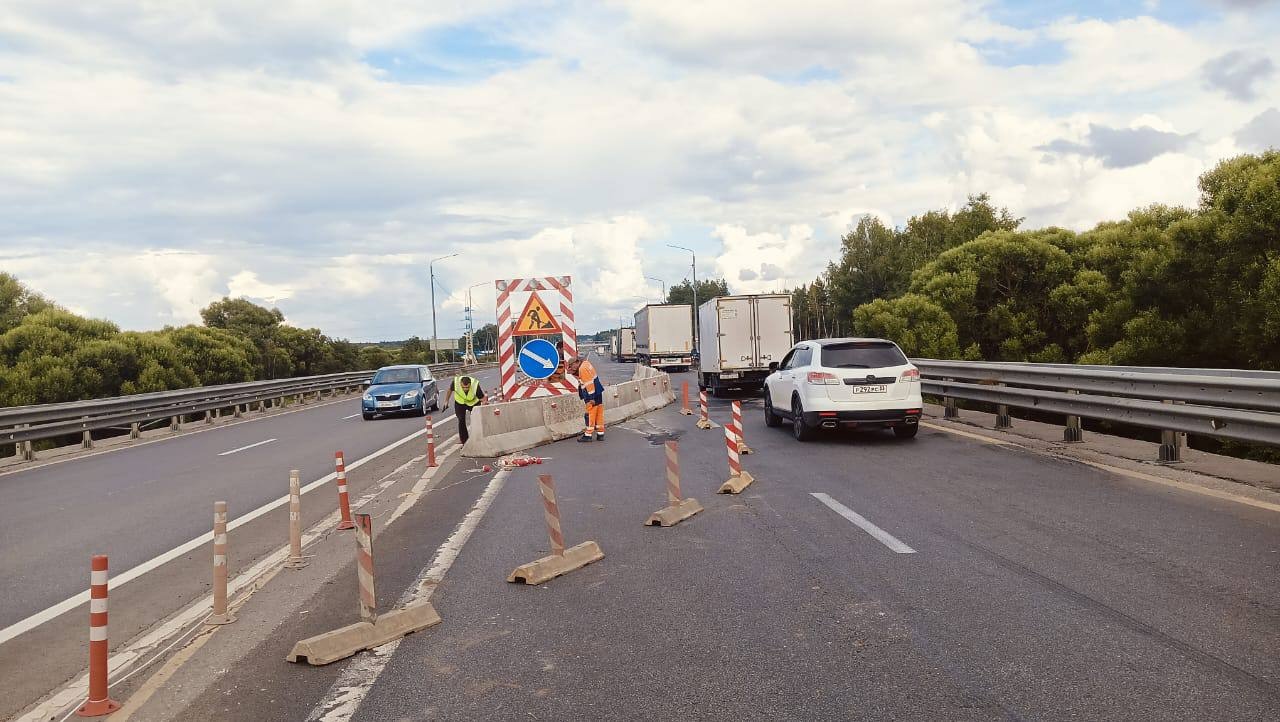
[583,400,605,435]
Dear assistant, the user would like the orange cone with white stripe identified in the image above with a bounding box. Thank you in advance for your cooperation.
[208,501,235,624]
[426,417,438,467]
[731,400,753,454]
[680,382,693,415]
[76,555,120,717]
[508,474,604,585]
[645,440,702,526]
[335,452,355,531]
[696,389,712,429]
[718,424,755,494]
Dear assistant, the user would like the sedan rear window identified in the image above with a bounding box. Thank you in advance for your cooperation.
[372,368,419,384]
[820,342,907,369]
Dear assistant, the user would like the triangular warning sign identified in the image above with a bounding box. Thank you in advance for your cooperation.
[513,291,563,335]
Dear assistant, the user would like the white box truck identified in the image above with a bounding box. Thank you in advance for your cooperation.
[698,294,793,394]
[634,304,693,370]
[615,327,638,363]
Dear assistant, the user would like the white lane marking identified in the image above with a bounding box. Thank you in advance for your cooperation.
[21,437,463,722]
[308,467,513,722]
[216,438,277,456]
[810,492,916,554]
[341,413,361,420]
[0,417,454,646]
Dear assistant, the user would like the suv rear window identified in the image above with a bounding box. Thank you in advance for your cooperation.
[820,342,907,369]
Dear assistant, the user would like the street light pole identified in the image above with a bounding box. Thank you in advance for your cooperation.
[429,253,459,364]
[666,245,699,353]
[644,276,666,303]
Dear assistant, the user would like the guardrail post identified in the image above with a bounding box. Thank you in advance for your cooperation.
[1064,389,1083,442]
[170,415,181,433]
[995,403,1012,429]
[1159,400,1184,462]
[233,404,243,419]
[943,379,959,419]
[18,425,35,461]
[81,429,93,449]
[129,422,140,439]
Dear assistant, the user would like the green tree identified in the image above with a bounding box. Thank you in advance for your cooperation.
[665,278,730,308]
[852,294,971,359]
[359,346,394,369]
[910,231,1075,361]
[200,297,286,376]
[164,325,257,385]
[0,272,56,334]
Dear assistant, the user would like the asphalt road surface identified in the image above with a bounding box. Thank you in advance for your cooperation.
[115,363,1280,722]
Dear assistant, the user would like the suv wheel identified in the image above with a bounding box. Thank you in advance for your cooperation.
[763,394,782,427]
[893,424,919,439]
[791,397,815,441]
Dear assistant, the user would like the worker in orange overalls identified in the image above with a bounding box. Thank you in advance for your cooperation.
[566,355,605,442]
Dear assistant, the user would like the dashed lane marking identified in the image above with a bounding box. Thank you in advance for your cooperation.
[0,415,457,647]
[216,438,277,456]
[811,492,917,554]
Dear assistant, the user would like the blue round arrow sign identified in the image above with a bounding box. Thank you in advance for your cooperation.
[518,338,560,380]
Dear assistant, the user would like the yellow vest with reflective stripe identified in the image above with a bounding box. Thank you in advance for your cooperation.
[453,377,480,406]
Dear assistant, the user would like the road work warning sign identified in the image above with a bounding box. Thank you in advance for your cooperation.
[514,291,563,335]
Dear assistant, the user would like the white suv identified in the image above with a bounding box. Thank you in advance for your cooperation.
[763,338,923,441]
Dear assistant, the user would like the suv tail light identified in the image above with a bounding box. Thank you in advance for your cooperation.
[899,368,920,383]
[806,371,841,385]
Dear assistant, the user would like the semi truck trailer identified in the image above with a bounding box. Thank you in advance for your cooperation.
[614,327,638,362]
[634,304,693,370]
[697,294,793,394]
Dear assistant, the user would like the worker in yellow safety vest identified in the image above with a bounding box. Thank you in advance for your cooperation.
[566,356,605,442]
[444,375,486,444]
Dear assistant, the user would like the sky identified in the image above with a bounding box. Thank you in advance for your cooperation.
[1,0,1278,341]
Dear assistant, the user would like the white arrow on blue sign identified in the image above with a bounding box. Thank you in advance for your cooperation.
[518,338,560,380]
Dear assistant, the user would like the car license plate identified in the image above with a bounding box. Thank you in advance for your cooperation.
[721,372,739,379]
[377,401,397,408]
[851,385,887,394]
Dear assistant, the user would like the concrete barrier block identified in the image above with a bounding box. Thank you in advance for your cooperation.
[462,397,551,457]
[286,601,441,666]
[543,396,586,440]
[507,541,604,585]
[718,471,755,495]
[645,497,703,527]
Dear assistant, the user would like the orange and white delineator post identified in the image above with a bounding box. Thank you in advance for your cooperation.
[718,424,755,494]
[508,474,604,585]
[680,381,693,415]
[696,389,712,429]
[76,555,120,717]
[731,400,753,454]
[645,440,703,526]
[208,501,235,625]
[286,470,308,569]
[286,509,441,666]
[335,451,355,531]
[354,513,376,622]
[426,416,438,467]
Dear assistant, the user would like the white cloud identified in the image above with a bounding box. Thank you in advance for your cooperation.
[2,2,1279,338]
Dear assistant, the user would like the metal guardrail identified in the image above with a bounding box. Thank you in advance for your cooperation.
[2,362,492,451]
[914,359,1280,452]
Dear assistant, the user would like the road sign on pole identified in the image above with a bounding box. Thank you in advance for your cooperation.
[518,338,560,380]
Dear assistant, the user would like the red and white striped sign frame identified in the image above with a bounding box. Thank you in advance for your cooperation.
[495,276,577,400]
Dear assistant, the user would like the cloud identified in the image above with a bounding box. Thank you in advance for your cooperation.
[1202,50,1276,101]
[1235,107,1280,150]
[1039,123,1194,168]
[2,2,1280,337]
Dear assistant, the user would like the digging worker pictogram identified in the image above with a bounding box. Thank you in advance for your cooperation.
[566,355,605,442]
[444,374,486,444]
